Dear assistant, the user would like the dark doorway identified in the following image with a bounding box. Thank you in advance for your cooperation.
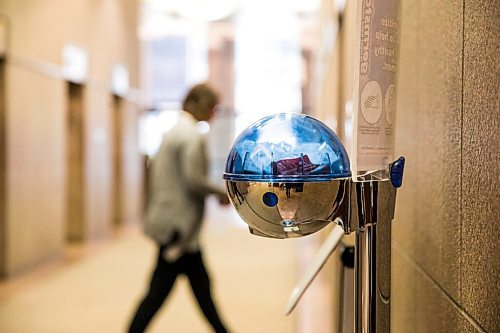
[111,95,124,225]
[66,82,85,242]
[0,57,6,276]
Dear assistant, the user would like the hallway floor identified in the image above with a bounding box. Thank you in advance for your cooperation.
[0,199,310,333]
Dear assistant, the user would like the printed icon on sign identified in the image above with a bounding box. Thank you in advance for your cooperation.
[364,95,380,109]
[360,80,382,124]
[385,84,396,125]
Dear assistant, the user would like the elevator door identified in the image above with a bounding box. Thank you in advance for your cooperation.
[66,82,85,241]
[111,95,123,225]
[0,58,6,275]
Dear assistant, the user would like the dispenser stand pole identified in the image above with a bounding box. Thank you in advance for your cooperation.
[354,181,393,333]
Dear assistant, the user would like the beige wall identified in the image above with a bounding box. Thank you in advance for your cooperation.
[0,0,143,277]
[393,0,499,332]
[313,0,499,332]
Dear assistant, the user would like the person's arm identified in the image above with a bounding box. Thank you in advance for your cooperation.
[163,221,202,261]
[163,133,227,262]
[181,133,227,197]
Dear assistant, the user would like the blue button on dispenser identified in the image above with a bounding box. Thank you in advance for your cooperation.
[262,192,278,207]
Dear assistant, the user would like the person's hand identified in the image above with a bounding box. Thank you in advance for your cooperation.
[162,245,183,262]
[219,194,230,205]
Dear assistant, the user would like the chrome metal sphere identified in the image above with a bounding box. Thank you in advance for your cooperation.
[223,113,351,238]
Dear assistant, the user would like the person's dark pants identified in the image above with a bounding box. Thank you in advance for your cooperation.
[128,246,228,333]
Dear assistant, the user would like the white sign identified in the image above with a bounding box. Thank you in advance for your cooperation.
[351,0,401,181]
[62,44,88,83]
[111,64,129,97]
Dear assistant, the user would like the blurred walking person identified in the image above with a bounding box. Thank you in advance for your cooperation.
[128,83,231,333]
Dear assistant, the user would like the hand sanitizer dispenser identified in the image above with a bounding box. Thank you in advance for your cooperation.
[223,113,351,238]
[223,113,405,333]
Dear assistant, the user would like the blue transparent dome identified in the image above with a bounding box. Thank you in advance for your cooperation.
[223,113,351,182]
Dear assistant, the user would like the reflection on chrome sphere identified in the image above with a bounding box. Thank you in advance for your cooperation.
[226,180,347,238]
